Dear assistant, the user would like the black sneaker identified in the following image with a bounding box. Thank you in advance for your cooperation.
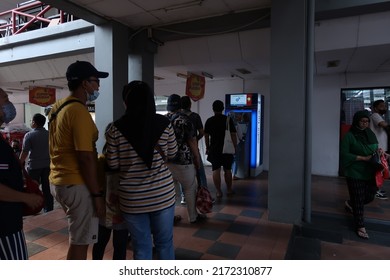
[375,191,388,200]
[378,189,387,195]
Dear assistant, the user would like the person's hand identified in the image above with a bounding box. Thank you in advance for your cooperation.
[194,158,200,170]
[364,155,372,161]
[357,155,371,161]
[93,197,106,219]
[23,193,43,209]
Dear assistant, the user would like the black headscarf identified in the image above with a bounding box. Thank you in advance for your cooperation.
[114,81,169,169]
[350,110,378,145]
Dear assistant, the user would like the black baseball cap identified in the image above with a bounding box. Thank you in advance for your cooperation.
[66,61,109,81]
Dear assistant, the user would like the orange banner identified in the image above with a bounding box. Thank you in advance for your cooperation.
[186,73,205,101]
[29,87,56,107]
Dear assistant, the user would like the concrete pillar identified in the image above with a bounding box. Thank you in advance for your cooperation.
[268,0,314,224]
[128,29,157,89]
[94,21,128,152]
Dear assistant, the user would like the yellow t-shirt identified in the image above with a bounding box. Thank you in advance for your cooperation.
[49,96,98,185]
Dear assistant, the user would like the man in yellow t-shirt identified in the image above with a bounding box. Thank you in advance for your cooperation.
[49,61,108,260]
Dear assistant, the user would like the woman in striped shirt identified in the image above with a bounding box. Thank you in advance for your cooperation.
[106,81,177,259]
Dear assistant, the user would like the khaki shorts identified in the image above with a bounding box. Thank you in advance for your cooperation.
[50,184,98,245]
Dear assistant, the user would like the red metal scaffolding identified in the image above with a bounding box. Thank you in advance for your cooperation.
[0,1,73,37]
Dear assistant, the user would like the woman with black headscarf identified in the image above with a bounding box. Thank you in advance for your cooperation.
[340,110,379,239]
[105,81,177,259]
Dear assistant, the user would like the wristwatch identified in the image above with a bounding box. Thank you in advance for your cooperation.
[91,191,105,197]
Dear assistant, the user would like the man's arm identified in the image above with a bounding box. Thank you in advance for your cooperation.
[230,132,238,149]
[19,134,30,165]
[378,120,388,128]
[204,132,210,154]
[195,114,205,141]
[187,137,200,169]
[0,183,43,208]
[19,150,29,166]
[197,128,205,141]
[76,151,105,218]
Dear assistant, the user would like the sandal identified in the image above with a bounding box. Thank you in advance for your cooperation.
[356,228,369,239]
[173,215,182,225]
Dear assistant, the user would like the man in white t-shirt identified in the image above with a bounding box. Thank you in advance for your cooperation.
[370,99,389,200]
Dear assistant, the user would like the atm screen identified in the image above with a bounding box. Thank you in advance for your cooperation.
[230,94,247,106]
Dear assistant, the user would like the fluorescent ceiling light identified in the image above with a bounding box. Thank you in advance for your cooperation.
[201,71,213,79]
[236,68,251,74]
[163,0,204,12]
[177,73,188,79]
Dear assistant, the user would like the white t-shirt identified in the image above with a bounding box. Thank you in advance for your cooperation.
[370,112,388,151]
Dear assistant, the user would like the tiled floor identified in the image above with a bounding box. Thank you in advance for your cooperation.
[22,168,390,260]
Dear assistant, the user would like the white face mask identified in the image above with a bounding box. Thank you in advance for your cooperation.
[85,90,100,102]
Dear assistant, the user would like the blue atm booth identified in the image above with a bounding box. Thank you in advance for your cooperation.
[225,93,264,178]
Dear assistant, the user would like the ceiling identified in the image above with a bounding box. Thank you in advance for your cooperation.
[1,0,390,93]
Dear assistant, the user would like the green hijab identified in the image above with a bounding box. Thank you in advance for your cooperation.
[350,110,378,145]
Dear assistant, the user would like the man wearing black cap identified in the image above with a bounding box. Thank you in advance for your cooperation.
[48,61,108,259]
[166,94,205,223]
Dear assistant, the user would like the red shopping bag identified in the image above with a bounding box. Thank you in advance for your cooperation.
[23,169,44,216]
[380,153,389,179]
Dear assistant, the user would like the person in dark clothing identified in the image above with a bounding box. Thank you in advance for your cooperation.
[340,110,379,239]
[0,88,44,260]
[20,113,53,212]
[11,139,21,157]
[204,100,237,198]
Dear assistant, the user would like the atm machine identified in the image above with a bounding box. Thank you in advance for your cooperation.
[225,93,264,178]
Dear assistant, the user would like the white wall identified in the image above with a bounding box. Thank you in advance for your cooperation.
[155,77,271,169]
[156,72,390,177]
[312,75,342,176]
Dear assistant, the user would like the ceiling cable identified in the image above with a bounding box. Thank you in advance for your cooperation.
[153,13,269,37]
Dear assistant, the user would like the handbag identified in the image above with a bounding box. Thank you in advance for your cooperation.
[196,186,213,214]
[369,150,384,171]
[22,169,44,216]
[222,117,235,154]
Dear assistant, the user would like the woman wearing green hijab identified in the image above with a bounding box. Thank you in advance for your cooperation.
[340,110,379,239]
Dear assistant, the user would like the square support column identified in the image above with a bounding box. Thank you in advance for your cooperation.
[94,21,128,152]
[268,0,314,224]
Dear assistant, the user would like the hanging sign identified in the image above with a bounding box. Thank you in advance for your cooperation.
[29,87,56,107]
[185,73,205,101]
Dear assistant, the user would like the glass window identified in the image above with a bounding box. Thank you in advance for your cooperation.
[341,87,390,125]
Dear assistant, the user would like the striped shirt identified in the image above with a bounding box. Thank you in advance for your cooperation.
[0,230,28,260]
[106,123,178,214]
